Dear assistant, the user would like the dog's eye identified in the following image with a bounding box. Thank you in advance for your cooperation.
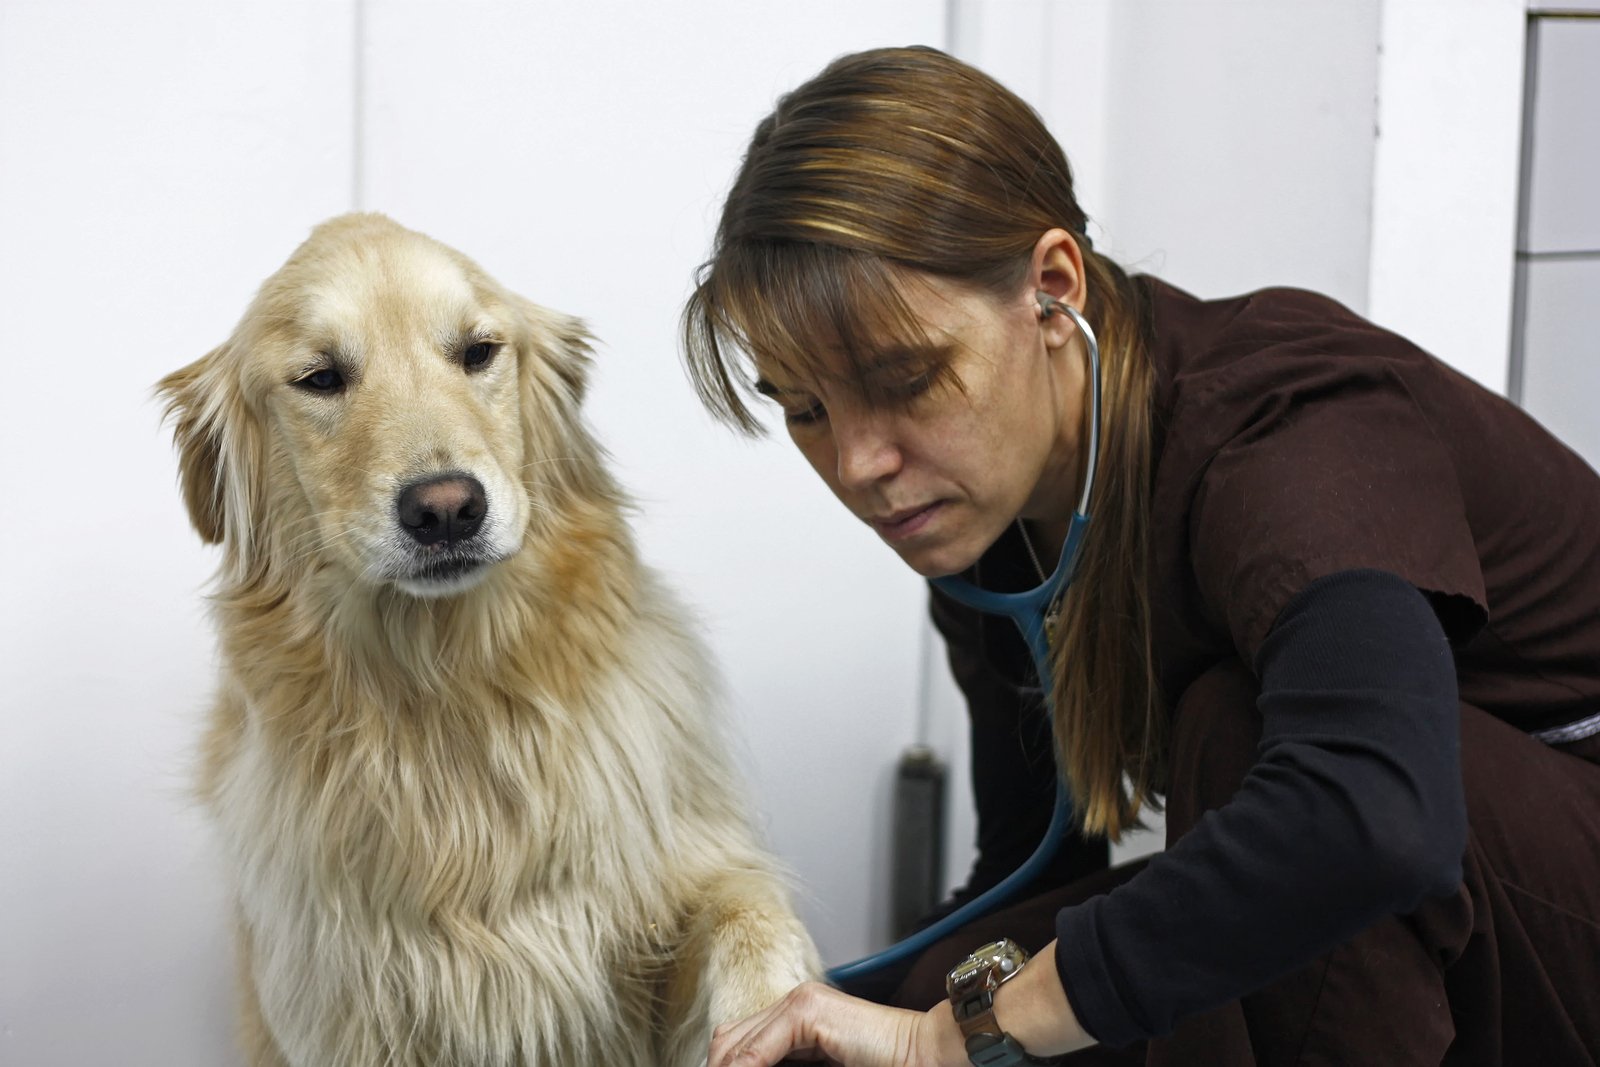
[463,341,499,371]
[294,367,345,393]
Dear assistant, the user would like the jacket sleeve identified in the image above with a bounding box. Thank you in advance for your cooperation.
[1053,569,1467,1047]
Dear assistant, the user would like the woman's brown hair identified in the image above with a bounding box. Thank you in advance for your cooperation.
[682,46,1164,840]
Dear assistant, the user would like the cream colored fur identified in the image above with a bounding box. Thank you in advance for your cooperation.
[158,214,818,1066]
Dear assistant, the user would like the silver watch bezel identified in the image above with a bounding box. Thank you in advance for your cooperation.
[946,938,1030,1003]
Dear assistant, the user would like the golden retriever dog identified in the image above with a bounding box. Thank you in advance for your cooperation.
[158,213,818,1066]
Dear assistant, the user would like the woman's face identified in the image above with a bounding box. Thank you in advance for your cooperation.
[754,270,1088,578]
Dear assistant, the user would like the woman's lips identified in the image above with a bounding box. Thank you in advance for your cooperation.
[872,501,943,541]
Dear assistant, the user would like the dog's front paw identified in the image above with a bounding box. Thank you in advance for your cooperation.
[707,957,815,1032]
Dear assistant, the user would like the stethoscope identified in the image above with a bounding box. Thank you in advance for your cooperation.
[826,292,1102,985]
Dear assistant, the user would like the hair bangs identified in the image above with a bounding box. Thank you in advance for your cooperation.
[684,241,946,434]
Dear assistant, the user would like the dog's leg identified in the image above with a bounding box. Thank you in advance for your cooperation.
[233,918,293,1067]
[658,866,820,1067]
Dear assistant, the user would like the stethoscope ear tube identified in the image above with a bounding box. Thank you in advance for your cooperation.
[1057,299,1102,519]
[824,299,1104,986]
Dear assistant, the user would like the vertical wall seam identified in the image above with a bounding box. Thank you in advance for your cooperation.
[1364,0,1386,320]
[1507,14,1543,406]
[351,0,366,211]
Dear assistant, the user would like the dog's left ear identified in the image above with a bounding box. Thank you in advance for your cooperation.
[512,295,594,405]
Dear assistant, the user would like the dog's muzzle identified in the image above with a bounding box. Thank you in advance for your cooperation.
[391,473,503,592]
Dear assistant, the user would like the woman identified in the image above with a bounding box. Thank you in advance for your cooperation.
[684,46,1600,1066]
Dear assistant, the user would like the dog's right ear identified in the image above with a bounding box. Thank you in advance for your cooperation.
[155,350,227,544]
[511,295,594,406]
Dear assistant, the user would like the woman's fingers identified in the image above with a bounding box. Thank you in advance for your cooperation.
[707,982,926,1067]
[708,984,823,1067]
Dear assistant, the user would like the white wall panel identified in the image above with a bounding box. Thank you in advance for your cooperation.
[1096,0,1381,314]
[0,2,355,1063]
[1368,0,1526,395]
[1519,257,1600,469]
[360,0,947,966]
[948,0,1115,235]
[1522,17,1600,254]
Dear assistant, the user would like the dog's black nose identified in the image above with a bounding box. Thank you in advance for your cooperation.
[397,475,487,547]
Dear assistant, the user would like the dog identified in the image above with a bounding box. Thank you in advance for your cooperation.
[158,213,819,1066]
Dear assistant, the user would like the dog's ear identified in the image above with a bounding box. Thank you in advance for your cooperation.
[512,295,594,405]
[155,345,267,559]
[156,350,228,544]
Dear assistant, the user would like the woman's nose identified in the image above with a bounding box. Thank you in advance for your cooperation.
[832,411,903,489]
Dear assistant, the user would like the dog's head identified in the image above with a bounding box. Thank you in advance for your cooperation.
[158,213,600,598]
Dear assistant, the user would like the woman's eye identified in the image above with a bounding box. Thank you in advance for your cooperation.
[463,341,499,370]
[785,402,827,426]
[294,367,345,393]
[893,373,935,401]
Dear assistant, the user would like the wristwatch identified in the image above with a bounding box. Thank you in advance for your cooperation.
[945,939,1064,1066]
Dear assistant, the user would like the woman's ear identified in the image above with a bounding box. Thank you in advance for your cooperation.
[1030,227,1089,348]
[155,350,227,544]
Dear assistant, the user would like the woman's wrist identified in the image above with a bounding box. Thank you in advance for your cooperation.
[926,940,1095,1064]
[994,941,1093,1056]
[921,998,976,1066]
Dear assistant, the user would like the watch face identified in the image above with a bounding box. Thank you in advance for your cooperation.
[947,938,1029,997]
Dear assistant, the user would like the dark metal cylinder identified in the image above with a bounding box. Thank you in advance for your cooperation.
[890,744,947,940]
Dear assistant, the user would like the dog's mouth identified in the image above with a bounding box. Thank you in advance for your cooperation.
[412,556,487,582]
[390,547,506,597]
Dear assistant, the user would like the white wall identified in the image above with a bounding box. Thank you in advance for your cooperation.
[1370,0,1528,393]
[1,2,1535,1063]
[1096,0,1384,313]
[951,0,1385,310]
[958,0,1527,388]
[0,5,356,1064]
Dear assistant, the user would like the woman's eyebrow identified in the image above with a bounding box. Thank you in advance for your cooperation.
[753,342,954,398]
[860,342,956,379]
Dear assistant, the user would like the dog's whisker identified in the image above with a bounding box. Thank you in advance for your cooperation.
[516,455,583,471]
[274,520,368,570]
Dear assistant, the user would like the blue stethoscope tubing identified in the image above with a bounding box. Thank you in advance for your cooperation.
[825,294,1104,985]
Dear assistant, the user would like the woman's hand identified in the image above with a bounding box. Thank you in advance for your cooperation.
[707,981,961,1067]
[709,942,1092,1065]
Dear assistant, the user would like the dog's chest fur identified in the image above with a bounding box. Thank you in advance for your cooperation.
[207,592,705,1065]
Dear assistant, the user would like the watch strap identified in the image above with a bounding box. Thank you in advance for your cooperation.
[953,986,998,1039]
[966,1030,1059,1067]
